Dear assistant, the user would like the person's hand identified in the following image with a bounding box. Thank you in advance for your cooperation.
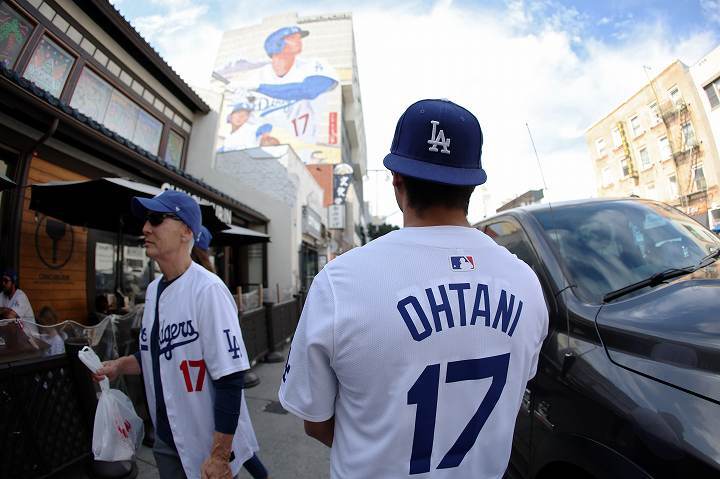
[200,454,232,479]
[93,359,122,382]
[0,307,18,319]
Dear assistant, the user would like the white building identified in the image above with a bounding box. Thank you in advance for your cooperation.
[211,12,368,255]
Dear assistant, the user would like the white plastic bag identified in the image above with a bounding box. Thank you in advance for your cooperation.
[78,346,144,461]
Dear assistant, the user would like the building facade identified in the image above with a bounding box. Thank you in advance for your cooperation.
[0,0,268,322]
[690,44,720,231]
[189,12,368,291]
[585,60,720,226]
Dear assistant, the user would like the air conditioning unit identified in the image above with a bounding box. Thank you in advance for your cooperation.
[709,205,720,233]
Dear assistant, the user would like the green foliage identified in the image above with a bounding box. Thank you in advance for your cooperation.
[367,223,399,240]
[0,19,23,44]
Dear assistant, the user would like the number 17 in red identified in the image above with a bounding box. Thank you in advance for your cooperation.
[180,359,206,392]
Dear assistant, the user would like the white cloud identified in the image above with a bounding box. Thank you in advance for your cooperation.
[121,1,717,225]
[352,4,716,223]
[701,0,720,24]
[133,5,209,37]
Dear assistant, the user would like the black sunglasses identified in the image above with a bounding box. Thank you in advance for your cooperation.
[145,212,182,226]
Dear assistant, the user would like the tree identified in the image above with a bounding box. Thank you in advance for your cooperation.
[367,223,399,241]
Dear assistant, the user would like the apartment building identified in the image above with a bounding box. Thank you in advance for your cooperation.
[586,60,720,226]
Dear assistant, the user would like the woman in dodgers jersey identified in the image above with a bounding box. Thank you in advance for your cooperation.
[94,190,265,479]
[279,99,548,478]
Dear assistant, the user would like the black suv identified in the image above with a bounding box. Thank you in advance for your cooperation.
[476,198,720,479]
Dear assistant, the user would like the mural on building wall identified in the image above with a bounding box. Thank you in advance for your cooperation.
[0,3,33,68]
[214,25,341,164]
[23,37,74,98]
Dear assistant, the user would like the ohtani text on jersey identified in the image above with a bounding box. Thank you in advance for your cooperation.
[397,282,524,342]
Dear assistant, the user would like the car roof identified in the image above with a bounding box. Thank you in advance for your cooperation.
[474,197,655,226]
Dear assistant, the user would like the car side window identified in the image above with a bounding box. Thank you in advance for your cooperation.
[484,220,541,273]
[483,218,555,332]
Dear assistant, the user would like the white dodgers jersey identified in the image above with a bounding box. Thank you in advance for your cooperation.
[279,226,548,478]
[139,262,258,478]
[255,58,337,144]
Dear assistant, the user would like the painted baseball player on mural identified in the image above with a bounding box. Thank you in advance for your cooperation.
[215,25,341,163]
[279,99,549,478]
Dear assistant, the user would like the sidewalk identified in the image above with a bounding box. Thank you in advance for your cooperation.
[60,344,330,479]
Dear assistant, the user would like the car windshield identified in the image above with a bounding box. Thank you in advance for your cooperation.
[532,200,720,303]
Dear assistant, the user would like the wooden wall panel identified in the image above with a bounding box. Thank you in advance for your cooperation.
[18,157,90,323]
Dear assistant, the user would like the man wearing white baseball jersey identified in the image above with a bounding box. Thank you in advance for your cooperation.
[279,99,548,478]
[94,190,267,479]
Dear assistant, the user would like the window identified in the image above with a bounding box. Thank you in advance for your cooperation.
[71,68,112,121]
[639,147,650,168]
[483,220,541,273]
[0,3,33,68]
[23,36,74,97]
[681,122,696,150]
[658,136,672,159]
[531,201,720,303]
[704,78,720,109]
[595,137,607,156]
[630,115,642,137]
[693,165,707,192]
[621,157,631,177]
[648,102,661,125]
[645,181,655,200]
[668,86,682,105]
[94,239,153,306]
[601,166,613,187]
[611,127,622,148]
[70,68,163,154]
[668,174,678,198]
[164,130,185,167]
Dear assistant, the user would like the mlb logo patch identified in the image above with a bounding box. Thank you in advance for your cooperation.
[450,255,475,271]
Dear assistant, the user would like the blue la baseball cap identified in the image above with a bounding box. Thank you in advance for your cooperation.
[264,26,309,57]
[197,226,212,251]
[131,190,202,241]
[383,99,486,186]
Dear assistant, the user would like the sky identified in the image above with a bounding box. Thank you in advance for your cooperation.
[111,0,720,225]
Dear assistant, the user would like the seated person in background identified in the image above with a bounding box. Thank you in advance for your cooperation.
[0,269,37,334]
[36,306,66,356]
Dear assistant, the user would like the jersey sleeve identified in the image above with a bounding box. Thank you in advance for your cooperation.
[197,282,250,380]
[278,268,337,422]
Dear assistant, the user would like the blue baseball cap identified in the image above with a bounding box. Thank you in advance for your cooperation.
[226,102,253,122]
[197,226,212,251]
[383,99,486,186]
[264,26,309,57]
[255,123,273,138]
[131,190,202,241]
[1,269,18,284]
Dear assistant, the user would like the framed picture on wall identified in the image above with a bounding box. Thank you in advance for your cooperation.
[22,36,74,98]
[70,68,112,121]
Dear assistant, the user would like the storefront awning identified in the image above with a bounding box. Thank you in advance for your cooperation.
[214,225,270,245]
[30,177,160,235]
[30,178,234,234]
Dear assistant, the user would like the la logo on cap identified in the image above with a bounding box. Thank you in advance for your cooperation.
[427,120,451,154]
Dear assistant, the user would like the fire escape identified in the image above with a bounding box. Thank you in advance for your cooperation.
[660,97,706,213]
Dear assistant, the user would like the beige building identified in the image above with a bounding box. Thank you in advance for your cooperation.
[586,60,720,226]
[690,44,720,231]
